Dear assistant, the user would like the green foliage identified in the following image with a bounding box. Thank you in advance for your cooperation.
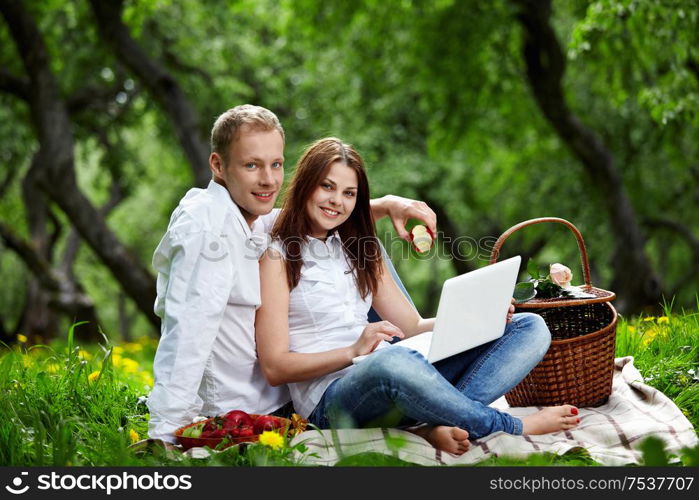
[569,0,699,126]
[474,447,599,466]
[1,0,698,338]
[513,281,537,302]
[615,302,699,432]
[639,436,672,466]
[334,452,417,467]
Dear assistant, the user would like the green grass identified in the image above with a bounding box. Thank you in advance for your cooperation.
[1,299,697,467]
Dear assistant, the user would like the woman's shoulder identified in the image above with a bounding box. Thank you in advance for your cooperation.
[266,238,287,258]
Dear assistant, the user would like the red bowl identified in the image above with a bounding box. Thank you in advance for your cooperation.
[175,413,291,451]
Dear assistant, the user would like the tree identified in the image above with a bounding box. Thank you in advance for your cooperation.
[510,0,663,312]
[0,0,158,340]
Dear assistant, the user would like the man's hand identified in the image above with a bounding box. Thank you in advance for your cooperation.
[506,297,515,323]
[371,195,437,241]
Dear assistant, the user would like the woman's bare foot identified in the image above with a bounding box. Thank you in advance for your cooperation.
[521,405,580,434]
[412,425,470,455]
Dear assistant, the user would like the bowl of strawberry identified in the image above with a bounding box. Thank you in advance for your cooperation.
[175,410,292,451]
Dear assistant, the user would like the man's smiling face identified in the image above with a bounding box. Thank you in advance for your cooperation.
[211,124,285,226]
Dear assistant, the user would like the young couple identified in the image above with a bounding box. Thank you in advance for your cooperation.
[148,105,579,455]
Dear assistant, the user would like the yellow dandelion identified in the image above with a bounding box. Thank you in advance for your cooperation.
[657,316,669,324]
[22,357,32,368]
[78,349,92,360]
[137,336,159,348]
[129,429,141,443]
[112,353,123,367]
[641,326,667,346]
[113,346,124,355]
[123,343,143,353]
[627,325,636,334]
[140,372,154,387]
[258,431,285,450]
[17,334,28,343]
[119,358,139,374]
[46,363,60,374]
[642,317,656,322]
[129,429,140,443]
[88,371,101,382]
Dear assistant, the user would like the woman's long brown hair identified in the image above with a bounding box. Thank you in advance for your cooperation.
[270,138,382,299]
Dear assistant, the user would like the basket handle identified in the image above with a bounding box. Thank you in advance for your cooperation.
[488,217,592,287]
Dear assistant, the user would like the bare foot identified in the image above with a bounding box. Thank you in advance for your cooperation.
[521,405,580,435]
[412,425,470,455]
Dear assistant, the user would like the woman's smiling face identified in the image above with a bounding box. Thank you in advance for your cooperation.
[306,161,358,239]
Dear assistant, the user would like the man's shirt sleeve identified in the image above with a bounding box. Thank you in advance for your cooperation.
[147,225,234,442]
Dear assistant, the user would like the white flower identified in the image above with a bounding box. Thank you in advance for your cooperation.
[549,263,573,287]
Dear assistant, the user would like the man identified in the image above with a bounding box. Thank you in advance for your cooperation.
[147,104,436,443]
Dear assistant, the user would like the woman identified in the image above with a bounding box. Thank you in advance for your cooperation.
[255,138,579,455]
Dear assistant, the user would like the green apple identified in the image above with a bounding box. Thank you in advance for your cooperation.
[182,423,203,438]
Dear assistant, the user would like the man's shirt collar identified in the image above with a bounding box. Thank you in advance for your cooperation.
[207,180,252,238]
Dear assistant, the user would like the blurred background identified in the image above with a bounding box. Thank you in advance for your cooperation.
[0,0,697,345]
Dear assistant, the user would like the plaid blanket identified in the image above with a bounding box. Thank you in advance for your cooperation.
[289,357,698,466]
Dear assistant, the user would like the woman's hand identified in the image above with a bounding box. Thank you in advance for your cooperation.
[506,297,515,323]
[351,321,405,358]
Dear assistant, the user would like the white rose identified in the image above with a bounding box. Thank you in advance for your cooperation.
[549,263,573,288]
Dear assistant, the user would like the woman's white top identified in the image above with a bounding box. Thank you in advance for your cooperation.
[269,233,372,418]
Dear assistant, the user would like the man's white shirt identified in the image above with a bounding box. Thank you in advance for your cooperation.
[147,181,288,443]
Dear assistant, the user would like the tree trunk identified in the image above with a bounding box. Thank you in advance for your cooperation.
[89,0,211,187]
[117,293,132,343]
[0,220,102,343]
[17,281,57,343]
[0,0,160,332]
[511,0,663,314]
[17,160,59,341]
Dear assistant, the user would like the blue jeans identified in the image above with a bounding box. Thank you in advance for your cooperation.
[308,312,551,439]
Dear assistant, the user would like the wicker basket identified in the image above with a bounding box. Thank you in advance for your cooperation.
[489,217,617,408]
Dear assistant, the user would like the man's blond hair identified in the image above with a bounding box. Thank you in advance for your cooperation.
[210,104,285,162]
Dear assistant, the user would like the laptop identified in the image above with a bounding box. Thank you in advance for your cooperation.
[352,255,521,365]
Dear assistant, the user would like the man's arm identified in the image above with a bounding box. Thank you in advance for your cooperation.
[370,195,437,241]
[147,229,233,443]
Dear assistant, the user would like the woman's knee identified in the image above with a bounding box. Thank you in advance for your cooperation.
[361,347,428,384]
[512,312,551,356]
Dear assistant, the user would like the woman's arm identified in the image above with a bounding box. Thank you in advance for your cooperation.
[371,259,435,338]
[255,249,404,386]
